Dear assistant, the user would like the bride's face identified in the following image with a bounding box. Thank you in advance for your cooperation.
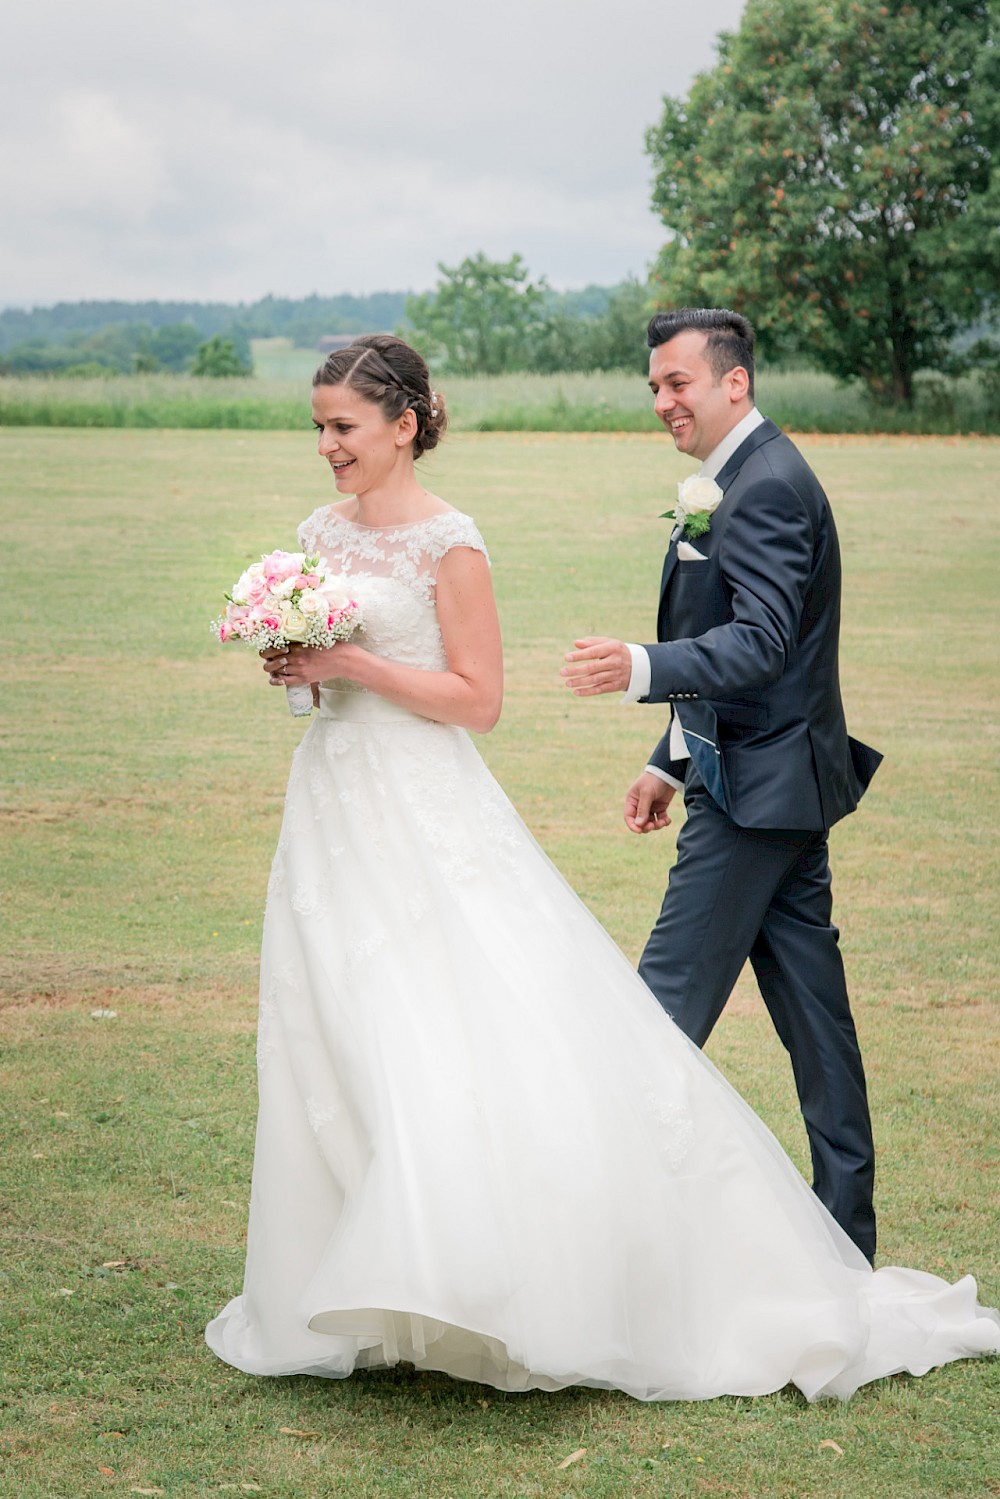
[312,383,416,495]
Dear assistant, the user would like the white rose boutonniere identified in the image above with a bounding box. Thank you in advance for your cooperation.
[661,474,724,541]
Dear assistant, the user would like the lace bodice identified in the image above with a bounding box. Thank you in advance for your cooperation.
[298,506,489,676]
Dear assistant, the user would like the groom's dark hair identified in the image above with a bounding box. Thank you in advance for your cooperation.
[646,308,755,399]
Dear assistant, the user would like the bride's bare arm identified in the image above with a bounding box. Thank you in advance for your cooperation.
[270,547,503,733]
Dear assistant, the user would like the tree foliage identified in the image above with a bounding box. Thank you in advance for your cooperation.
[0,293,411,356]
[144,322,204,371]
[191,334,253,378]
[404,253,549,375]
[405,257,653,375]
[0,280,652,379]
[0,320,229,376]
[531,280,653,374]
[646,0,1000,402]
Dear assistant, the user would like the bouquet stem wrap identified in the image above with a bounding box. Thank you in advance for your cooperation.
[285,683,315,718]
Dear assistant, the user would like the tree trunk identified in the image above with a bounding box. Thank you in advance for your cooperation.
[889,337,914,406]
[882,222,914,406]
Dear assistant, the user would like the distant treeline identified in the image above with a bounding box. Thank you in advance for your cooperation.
[0,291,414,355]
[0,284,624,377]
[0,322,258,378]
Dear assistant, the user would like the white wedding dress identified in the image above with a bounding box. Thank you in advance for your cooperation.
[205,507,999,1402]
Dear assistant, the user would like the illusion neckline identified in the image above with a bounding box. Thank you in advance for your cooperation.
[324,506,461,535]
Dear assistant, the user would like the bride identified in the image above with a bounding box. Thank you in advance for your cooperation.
[205,334,998,1402]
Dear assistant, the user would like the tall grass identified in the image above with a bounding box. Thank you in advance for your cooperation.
[0,372,309,430]
[1,337,997,433]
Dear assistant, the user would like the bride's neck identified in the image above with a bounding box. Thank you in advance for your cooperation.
[351,474,433,528]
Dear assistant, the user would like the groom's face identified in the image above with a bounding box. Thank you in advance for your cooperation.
[648,331,748,462]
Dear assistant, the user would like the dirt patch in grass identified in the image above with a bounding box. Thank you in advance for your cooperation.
[0,977,255,1019]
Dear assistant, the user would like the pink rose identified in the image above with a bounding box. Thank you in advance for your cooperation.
[217,620,234,642]
[263,550,302,584]
[243,574,270,606]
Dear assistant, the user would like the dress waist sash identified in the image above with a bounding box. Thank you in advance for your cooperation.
[316,687,433,727]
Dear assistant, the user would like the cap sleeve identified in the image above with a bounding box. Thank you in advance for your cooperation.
[425,511,490,567]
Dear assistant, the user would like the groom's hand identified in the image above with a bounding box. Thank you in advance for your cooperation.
[624,773,675,835]
[561,637,632,696]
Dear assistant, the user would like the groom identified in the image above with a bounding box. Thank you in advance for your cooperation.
[561,308,881,1264]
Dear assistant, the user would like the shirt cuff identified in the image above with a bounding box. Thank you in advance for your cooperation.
[646,764,684,792]
[623,644,651,703]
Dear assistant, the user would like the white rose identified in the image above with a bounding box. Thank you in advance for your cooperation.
[280,605,309,641]
[230,566,260,604]
[271,575,298,600]
[246,561,266,578]
[677,474,724,517]
[297,591,325,617]
[320,576,355,613]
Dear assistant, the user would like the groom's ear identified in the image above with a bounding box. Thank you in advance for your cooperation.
[725,364,751,404]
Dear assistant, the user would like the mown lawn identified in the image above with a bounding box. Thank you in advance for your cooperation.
[1,428,998,1498]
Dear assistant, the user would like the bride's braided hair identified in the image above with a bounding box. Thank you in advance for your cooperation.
[313,334,447,459]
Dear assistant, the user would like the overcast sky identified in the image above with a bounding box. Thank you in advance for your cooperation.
[1,0,746,309]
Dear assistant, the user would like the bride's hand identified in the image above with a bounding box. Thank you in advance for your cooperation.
[260,643,352,687]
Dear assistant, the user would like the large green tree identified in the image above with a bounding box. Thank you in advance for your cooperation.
[191,334,253,378]
[646,0,1000,402]
[404,253,547,375]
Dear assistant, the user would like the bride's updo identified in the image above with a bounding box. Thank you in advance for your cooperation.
[313,334,447,460]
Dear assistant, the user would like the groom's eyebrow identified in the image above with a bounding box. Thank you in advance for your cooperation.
[649,366,690,389]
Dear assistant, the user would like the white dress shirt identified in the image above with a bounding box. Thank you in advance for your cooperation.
[624,407,767,789]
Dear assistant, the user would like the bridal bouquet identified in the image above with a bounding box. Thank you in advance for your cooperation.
[213,549,363,716]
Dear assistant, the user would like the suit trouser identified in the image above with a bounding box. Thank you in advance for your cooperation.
[637,778,877,1263]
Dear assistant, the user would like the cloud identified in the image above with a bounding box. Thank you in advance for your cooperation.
[0,0,746,305]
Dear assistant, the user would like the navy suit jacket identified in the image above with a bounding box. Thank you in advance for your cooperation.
[644,418,881,830]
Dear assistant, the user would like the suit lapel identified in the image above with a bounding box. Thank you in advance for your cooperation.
[659,529,681,596]
[714,417,782,493]
[657,419,783,637]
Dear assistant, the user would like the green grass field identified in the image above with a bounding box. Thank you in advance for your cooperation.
[1,428,998,1497]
